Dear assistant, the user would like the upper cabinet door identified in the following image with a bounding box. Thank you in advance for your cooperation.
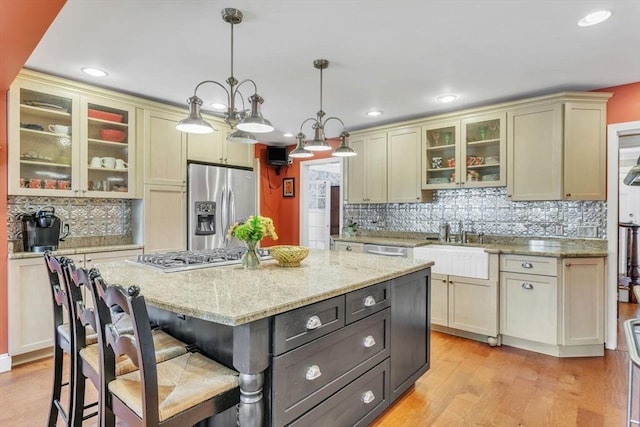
[81,95,137,198]
[388,126,426,203]
[422,119,460,189]
[143,108,187,186]
[460,111,506,188]
[8,78,80,196]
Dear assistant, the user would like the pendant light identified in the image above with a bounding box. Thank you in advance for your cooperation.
[291,59,356,158]
[176,8,273,142]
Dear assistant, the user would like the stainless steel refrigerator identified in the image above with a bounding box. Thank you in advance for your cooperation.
[187,163,256,250]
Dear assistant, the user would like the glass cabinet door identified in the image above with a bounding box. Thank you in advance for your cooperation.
[422,120,460,189]
[82,97,135,198]
[460,112,506,187]
[9,84,78,195]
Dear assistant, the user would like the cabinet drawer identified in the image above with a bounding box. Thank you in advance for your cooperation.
[289,359,390,427]
[273,296,345,355]
[345,281,390,324]
[500,254,558,276]
[500,272,558,344]
[272,309,390,427]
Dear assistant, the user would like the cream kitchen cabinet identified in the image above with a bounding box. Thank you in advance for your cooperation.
[8,75,138,199]
[499,254,605,357]
[422,111,506,190]
[8,249,142,363]
[186,121,254,168]
[143,184,187,253]
[347,131,387,203]
[333,241,364,253]
[387,126,431,203]
[142,108,187,186]
[506,93,611,201]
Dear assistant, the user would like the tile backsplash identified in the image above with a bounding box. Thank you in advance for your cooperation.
[345,187,607,239]
[7,196,132,240]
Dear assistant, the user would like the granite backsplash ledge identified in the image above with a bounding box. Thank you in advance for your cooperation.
[7,196,134,252]
[345,187,607,240]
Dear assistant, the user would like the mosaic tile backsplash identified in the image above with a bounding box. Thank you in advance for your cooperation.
[7,196,133,240]
[345,187,607,239]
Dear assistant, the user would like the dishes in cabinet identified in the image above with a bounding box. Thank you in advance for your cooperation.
[485,156,499,165]
[446,158,455,167]
[100,128,126,142]
[466,155,484,166]
[23,100,65,111]
[20,123,44,131]
[481,173,500,181]
[88,109,123,123]
[427,177,449,184]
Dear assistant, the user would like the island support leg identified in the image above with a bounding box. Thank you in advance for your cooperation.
[233,318,270,427]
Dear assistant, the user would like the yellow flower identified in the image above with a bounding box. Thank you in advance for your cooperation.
[227,215,278,242]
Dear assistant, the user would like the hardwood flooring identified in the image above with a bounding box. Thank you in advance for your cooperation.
[1,303,639,426]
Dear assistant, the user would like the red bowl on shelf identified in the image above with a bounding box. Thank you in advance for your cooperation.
[100,129,126,142]
[88,109,123,123]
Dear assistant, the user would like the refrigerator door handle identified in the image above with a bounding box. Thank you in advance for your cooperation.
[220,187,227,246]
[229,189,236,238]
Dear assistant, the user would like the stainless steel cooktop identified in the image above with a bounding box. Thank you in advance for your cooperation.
[129,247,271,273]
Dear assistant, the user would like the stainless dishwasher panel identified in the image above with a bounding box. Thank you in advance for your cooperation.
[363,244,409,258]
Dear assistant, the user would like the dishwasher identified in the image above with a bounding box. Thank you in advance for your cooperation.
[363,244,410,258]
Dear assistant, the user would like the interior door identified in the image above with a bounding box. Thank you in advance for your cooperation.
[307,180,331,249]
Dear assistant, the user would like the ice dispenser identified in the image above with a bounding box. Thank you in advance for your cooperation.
[194,201,215,235]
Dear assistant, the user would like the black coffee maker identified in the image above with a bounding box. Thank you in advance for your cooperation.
[21,207,69,252]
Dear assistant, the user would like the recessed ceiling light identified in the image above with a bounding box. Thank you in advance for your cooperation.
[282,132,294,138]
[578,10,612,27]
[436,94,457,103]
[367,110,383,117]
[210,103,226,110]
[81,67,108,77]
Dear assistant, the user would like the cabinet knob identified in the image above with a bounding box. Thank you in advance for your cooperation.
[565,262,572,267]
[363,335,376,348]
[361,390,376,404]
[441,279,447,283]
[305,365,322,381]
[85,258,92,263]
[305,315,323,330]
[363,295,376,307]
[521,262,533,269]
[346,246,352,252]
[566,193,571,197]
[522,282,534,290]
[507,194,512,198]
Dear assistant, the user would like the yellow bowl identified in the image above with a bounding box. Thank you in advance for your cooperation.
[269,245,309,267]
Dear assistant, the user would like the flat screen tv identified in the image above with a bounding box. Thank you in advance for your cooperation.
[266,146,289,166]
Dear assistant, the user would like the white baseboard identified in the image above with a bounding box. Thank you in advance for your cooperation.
[0,353,12,372]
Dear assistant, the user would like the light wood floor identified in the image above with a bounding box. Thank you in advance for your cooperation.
[2,303,639,427]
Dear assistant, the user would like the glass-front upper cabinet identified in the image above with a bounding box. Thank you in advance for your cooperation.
[421,111,506,189]
[8,77,137,198]
[82,96,135,198]
[8,80,79,196]
[460,111,506,187]
[422,120,461,189]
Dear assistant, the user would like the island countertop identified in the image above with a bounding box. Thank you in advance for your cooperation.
[94,249,433,327]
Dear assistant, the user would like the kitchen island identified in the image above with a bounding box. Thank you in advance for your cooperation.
[95,249,433,427]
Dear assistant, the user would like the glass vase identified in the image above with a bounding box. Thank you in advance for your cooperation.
[242,240,261,270]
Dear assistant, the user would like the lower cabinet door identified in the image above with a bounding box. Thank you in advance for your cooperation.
[500,271,558,344]
[289,359,390,427]
[430,273,448,326]
[448,276,498,336]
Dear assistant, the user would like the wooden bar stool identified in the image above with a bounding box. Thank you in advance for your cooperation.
[94,277,240,426]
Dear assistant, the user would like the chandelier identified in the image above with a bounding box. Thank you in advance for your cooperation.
[175,8,273,143]
[289,59,356,158]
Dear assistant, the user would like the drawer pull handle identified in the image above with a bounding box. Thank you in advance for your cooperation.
[522,282,534,290]
[306,315,323,330]
[305,365,322,381]
[363,335,376,348]
[363,296,376,307]
[361,390,376,404]
[521,262,533,269]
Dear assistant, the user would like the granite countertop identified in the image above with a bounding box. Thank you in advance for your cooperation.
[8,244,144,260]
[332,234,608,257]
[94,249,434,327]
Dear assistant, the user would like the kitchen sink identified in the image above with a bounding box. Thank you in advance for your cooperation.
[413,245,489,279]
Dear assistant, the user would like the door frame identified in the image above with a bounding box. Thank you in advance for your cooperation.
[606,120,640,350]
[299,157,344,248]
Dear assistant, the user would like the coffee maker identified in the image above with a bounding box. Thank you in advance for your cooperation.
[21,206,69,252]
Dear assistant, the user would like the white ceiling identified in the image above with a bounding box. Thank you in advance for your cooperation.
[25,0,640,146]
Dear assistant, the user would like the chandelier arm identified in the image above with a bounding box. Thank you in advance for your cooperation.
[321,116,347,131]
[233,79,259,97]
[298,117,319,132]
[193,80,232,103]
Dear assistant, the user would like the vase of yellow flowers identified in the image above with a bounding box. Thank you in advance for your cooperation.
[227,215,278,269]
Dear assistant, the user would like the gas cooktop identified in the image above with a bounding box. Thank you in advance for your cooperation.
[129,247,271,273]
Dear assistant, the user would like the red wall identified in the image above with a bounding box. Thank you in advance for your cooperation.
[596,82,640,124]
[256,139,341,246]
[0,0,66,355]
